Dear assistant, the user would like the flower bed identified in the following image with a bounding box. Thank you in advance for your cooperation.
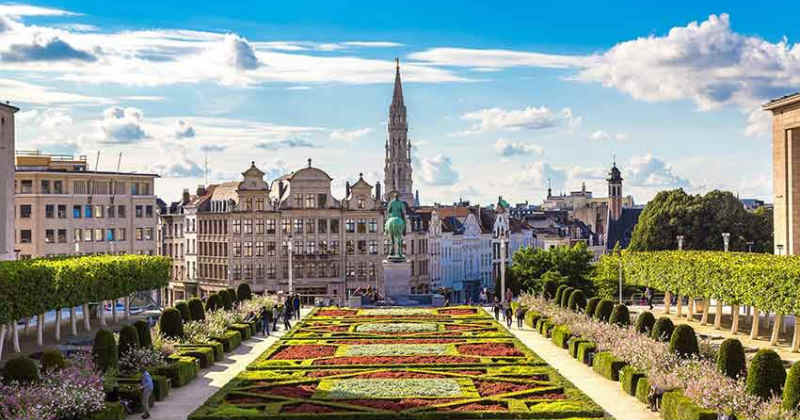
[189,306,606,420]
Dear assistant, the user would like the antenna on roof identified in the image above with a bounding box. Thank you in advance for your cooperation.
[95,151,101,171]
[116,152,122,172]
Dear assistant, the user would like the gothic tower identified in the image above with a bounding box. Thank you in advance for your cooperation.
[384,58,414,205]
[607,160,623,221]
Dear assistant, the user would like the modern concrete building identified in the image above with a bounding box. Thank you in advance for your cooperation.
[13,151,159,259]
[764,92,800,255]
[0,103,17,261]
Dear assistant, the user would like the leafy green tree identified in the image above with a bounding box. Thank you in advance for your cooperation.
[629,189,772,252]
[510,243,595,295]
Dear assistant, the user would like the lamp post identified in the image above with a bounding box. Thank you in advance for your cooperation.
[287,234,293,294]
[722,232,730,253]
[677,235,684,251]
[499,232,507,303]
[746,241,754,253]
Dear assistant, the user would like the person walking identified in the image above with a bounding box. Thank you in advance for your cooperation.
[293,294,301,320]
[283,304,292,331]
[140,369,154,419]
[505,306,513,328]
[272,304,279,332]
[516,305,526,329]
[645,287,654,310]
[493,297,500,320]
[261,305,271,336]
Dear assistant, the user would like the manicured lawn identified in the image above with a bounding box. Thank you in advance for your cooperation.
[189,306,608,419]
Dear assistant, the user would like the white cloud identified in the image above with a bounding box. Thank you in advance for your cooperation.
[0,78,110,105]
[174,120,195,138]
[1,33,96,62]
[17,108,73,129]
[409,47,593,70]
[419,154,459,185]
[221,33,259,70]
[151,156,204,178]
[330,127,372,141]
[0,5,77,17]
[459,106,580,134]
[100,107,147,143]
[256,138,317,150]
[493,138,543,156]
[342,41,403,48]
[590,130,627,141]
[512,161,567,190]
[625,154,690,188]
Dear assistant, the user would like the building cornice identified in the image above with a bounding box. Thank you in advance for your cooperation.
[763,92,800,112]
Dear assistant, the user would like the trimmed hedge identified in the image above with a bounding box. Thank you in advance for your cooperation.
[783,361,800,410]
[175,347,215,369]
[2,355,39,383]
[609,304,630,326]
[0,255,169,325]
[746,349,786,400]
[157,356,198,387]
[585,297,601,318]
[205,293,222,312]
[651,316,675,342]
[568,337,591,359]
[237,283,252,302]
[134,319,152,348]
[177,342,223,362]
[92,328,117,372]
[551,325,571,349]
[592,351,627,381]
[212,330,242,352]
[524,310,541,328]
[660,390,717,420]
[717,338,746,380]
[567,289,586,312]
[231,323,252,340]
[669,324,699,357]
[175,301,192,322]
[160,307,184,338]
[40,348,66,371]
[189,298,206,321]
[554,285,568,305]
[635,376,650,404]
[620,365,645,396]
[560,287,574,307]
[84,402,126,420]
[593,299,614,322]
[577,341,596,365]
[118,324,140,357]
[220,290,234,310]
[542,280,558,300]
[634,311,655,335]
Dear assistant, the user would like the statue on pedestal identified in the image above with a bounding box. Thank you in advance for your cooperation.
[384,191,407,261]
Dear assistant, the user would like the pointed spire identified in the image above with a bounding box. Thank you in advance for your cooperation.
[392,57,404,107]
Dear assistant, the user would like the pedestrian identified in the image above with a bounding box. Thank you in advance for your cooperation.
[493,297,500,320]
[516,306,526,329]
[272,305,279,331]
[261,305,271,336]
[505,306,513,328]
[283,304,292,330]
[645,287,654,310]
[293,294,301,320]
[140,369,153,419]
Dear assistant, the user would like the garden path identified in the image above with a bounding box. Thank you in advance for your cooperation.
[491,307,660,420]
[125,306,312,420]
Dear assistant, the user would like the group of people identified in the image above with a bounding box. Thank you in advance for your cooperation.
[491,296,526,329]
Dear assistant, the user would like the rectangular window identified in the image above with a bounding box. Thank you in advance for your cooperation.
[233,219,241,234]
[255,219,264,234]
[345,219,355,233]
[57,229,67,243]
[41,180,50,194]
[53,180,63,194]
[20,230,32,243]
[232,264,241,281]
[305,193,316,208]
[106,229,115,242]
[267,263,276,279]
[256,263,264,278]
[244,241,253,257]
[294,240,303,255]
[107,205,115,218]
[255,199,264,211]
[20,180,33,194]
[57,205,66,219]
[135,205,143,218]
[369,262,376,279]
[20,204,31,218]
[130,183,139,195]
[330,219,339,234]
[369,219,377,233]
[369,240,378,255]
[267,241,276,256]
[255,241,264,256]
[83,229,93,242]
[330,240,339,255]
[266,219,276,234]
[84,205,93,218]
[295,195,303,208]
[346,240,354,255]
[145,205,153,218]
[72,181,86,194]
[306,219,314,234]
[114,181,126,195]
[244,219,253,234]
[319,240,328,254]
[118,205,126,218]
[118,228,126,241]
[358,240,367,255]
[318,193,327,207]
[294,219,303,234]
[318,219,327,234]
[144,228,153,240]
[307,241,316,255]
[135,228,143,241]
[45,204,55,218]
[73,228,81,242]
[45,229,55,243]
[233,242,241,257]
[94,205,104,218]
[357,219,367,234]
[94,228,104,242]
[281,218,291,234]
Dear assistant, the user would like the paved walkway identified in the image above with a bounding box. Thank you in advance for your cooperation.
[487,308,660,420]
[127,306,311,420]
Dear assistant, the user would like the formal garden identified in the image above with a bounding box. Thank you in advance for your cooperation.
[189,306,607,419]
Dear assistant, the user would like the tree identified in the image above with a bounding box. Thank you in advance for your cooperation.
[509,243,595,295]
[629,189,773,252]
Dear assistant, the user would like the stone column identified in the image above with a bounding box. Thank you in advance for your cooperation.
[70,307,77,336]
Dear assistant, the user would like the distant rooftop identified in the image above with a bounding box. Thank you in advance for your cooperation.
[763,92,800,110]
[15,150,158,177]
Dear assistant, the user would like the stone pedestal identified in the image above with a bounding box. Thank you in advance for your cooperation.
[383,259,411,301]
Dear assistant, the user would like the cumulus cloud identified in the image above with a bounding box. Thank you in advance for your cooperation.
[100,107,147,143]
[1,35,96,62]
[459,106,580,134]
[261,159,291,181]
[590,130,627,141]
[418,154,459,185]
[222,34,259,70]
[151,156,204,177]
[625,154,690,188]
[174,120,195,138]
[512,161,568,190]
[330,127,372,141]
[493,138,543,156]
[256,138,317,150]
[17,108,73,129]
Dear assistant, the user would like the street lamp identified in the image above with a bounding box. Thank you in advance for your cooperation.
[287,234,294,294]
[746,241,754,253]
[676,235,684,251]
[499,232,507,303]
[722,232,730,253]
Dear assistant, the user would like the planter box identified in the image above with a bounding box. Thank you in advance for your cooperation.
[177,342,224,361]
[635,376,651,405]
[592,351,627,381]
[212,330,242,352]
[577,341,597,365]
[157,356,198,387]
[551,325,572,349]
[83,402,126,420]
[620,366,645,396]
[231,323,252,340]
[568,337,591,359]
[660,390,716,420]
[175,346,215,369]
[524,311,542,328]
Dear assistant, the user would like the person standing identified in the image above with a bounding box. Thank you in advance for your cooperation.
[293,294,301,320]
[645,287,654,310]
[283,304,292,331]
[505,306,513,328]
[493,297,500,320]
[261,305,271,336]
[516,305,526,329]
[272,304,279,332]
[140,369,154,419]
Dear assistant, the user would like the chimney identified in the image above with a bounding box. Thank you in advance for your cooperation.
[196,184,206,196]
[375,181,382,201]
[182,188,190,204]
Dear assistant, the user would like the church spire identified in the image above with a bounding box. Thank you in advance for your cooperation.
[392,57,404,108]
[384,58,413,206]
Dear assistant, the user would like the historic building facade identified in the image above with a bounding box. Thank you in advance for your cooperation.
[0,103,17,261]
[764,92,800,255]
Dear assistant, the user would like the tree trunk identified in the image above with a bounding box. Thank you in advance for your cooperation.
[124,297,130,320]
[83,303,91,331]
[792,316,800,352]
[99,301,107,327]
[730,305,739,335]
[714,299,723,329]
[771,313,783,346]
[36,313,44,347]
[664,291,672,314]
[55,309,61,342]
[700,297,710,325]
[676,295,683,318]
[12,321,20,353]
[112,299,118,322]
[687,297,695,321]
[70,307,77,336]
[0,324,6,361]
[750,307,760,340]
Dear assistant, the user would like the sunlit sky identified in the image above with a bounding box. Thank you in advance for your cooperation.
[3,1,798,205]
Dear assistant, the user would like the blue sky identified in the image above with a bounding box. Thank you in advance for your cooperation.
[3,1,798,205]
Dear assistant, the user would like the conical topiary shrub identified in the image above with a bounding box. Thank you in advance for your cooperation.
[159,307,184,339]
[205,293,222,312]
[237,283,252,302]
[594,299,614,322]
[175,300,192,322]
[2,356,39,384]
[92,328,118,372]
[554,285,568,305]
[118,324,140,357]
[669,324,699,357]
[746,349,786,400]
[542,279,558,300]
[634,311,655,335]
[568,290,586,312]
[585,297,601,318]
[134,319,152,348]
[782,361,800,410]
[560,287,574,308]
[220,290,234,310]
[226,288,237,307]
[40,348,66,372]
[188,298,205,321]
[609,304,630,326]
[650,317,674,342]
[717,338,746,380]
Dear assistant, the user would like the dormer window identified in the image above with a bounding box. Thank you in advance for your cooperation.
[358,198,365,209]
[305,194,316,208]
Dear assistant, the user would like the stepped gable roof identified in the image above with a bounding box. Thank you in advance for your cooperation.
[606,207,643,250]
